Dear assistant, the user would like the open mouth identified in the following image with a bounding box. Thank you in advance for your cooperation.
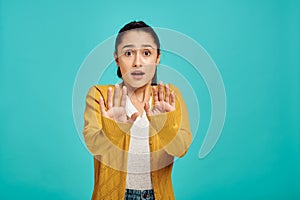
[131,71,145,76]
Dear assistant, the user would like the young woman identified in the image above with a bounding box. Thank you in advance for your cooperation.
[83,21,192,200]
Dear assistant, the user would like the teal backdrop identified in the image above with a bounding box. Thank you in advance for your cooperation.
[1,0,299,199]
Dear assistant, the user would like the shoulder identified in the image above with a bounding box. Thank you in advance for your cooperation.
[166,84,186,108]
[168,83,180,92]
[149,83,183,98]
[94,84,113,92]
[86,84,114,98]
[166,83,183,98]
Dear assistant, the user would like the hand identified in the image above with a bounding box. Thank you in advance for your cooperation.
[99,84,139,123]
[144,81,176,116]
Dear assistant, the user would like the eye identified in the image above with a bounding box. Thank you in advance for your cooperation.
[143,49,151,56]
[124,50,133,56]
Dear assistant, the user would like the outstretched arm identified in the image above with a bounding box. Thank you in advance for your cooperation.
[82,85,135,156]
[146,82,192,158]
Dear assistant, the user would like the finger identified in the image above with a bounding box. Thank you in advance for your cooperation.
[158,81,164,101]
[113,84,120,106]
[99,96,106,116]
[152,86,158,103]
[107,87,113,109]
[170,91,176,108]
[165,84,170,103]
[120,86,127,107]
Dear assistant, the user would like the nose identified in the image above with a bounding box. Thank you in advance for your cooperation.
[133,51,142,67]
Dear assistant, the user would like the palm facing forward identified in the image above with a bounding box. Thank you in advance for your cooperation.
[99,84,138,123]
[145,82,176,116]
[99,82,176,122]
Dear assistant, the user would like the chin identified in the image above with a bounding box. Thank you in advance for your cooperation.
[125,79,151,89]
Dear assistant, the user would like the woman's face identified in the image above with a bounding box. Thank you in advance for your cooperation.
[114,30,160,88]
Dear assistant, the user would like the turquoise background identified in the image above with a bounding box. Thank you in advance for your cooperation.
[1,0,299,199]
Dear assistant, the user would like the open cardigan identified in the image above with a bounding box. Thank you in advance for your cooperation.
[83,84,192,200]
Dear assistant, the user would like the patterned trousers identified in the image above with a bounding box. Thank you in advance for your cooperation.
[124,189,155,200]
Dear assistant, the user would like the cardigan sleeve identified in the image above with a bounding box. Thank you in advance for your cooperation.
[82,85,132,156]
[148,84,192,158]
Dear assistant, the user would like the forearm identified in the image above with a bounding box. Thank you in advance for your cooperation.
[82,85,132,155]
[83,118,132,156]
[148,107,192,158]
[148,84,192,157]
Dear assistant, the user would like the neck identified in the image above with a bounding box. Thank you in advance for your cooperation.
[123,82,151,104]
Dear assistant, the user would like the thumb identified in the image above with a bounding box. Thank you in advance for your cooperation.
[130,112,139,122]
[144,102,150,115]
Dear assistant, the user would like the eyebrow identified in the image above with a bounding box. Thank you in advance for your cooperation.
[141,44,154,48]
[121,44,134,49]
[121,44,155,49]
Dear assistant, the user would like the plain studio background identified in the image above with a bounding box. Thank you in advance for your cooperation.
[0,0,299,199]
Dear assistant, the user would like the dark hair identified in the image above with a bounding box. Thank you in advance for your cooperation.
[115,21,160,85]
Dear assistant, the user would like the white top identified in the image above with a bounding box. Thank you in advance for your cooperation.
[125,95,153,190]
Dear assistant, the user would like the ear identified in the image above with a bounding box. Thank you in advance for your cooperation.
[155,53,161,65]
[114,52,119,65]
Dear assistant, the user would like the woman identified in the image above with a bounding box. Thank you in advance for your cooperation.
[83,21,192,200]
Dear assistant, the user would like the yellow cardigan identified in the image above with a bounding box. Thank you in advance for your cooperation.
[83,84,192,200]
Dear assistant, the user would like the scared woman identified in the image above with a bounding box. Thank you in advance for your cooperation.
[83,21,192,200]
